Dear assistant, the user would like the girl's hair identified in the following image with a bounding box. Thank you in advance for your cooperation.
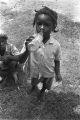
[33,6,58,32]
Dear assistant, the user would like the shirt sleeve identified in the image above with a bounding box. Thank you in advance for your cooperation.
[55,43,61,61]
[10,44,20,55]
[20,42,26,53]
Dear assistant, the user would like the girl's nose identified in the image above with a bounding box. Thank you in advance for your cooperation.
[40,25,44,30]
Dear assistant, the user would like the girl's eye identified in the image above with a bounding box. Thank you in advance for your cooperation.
[37,23,49,27]
[37,22,42,26]
[44,23,49,26]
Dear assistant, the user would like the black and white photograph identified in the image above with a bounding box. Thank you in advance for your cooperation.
[0,0,80,120]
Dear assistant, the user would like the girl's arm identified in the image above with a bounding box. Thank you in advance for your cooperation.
[18,49,29,63]
[54,60,62,82]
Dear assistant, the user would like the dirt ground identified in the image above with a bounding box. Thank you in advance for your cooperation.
[0,0,80,120]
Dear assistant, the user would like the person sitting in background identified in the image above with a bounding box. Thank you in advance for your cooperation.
[0,31,20,87]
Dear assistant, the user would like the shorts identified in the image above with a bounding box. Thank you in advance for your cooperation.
[31,77,53,90]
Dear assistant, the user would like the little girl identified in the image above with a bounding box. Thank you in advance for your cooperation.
[22,6,63,99]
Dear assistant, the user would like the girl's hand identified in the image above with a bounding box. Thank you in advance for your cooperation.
[25,36,35,52]
[25,36,34,46]
[55,74,62,82]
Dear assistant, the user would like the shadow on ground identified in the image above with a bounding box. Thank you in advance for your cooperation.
[0,0,80,120]
[0,85,80,120]
[40,91,80,120]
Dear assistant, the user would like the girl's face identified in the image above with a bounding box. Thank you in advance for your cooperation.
[36,14,53,37]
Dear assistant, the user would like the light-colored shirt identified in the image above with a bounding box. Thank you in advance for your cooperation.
[22,33,61,78]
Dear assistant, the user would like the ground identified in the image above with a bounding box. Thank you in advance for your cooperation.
[0,0,80,120]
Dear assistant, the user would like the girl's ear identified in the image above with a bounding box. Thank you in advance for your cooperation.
[35,10,38,12]
[52,24,59,32]
[32,10,37,15]
[54,27,59,32]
